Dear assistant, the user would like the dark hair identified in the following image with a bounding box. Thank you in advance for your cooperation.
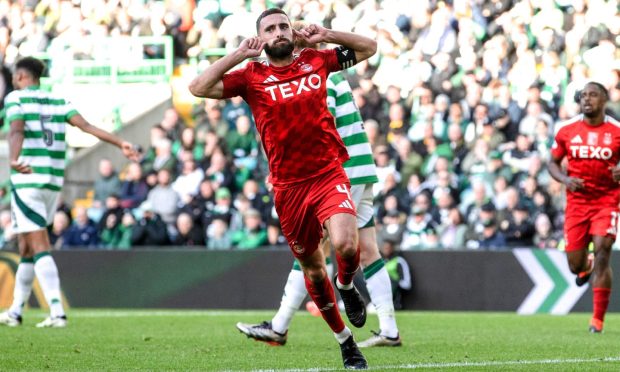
[256,8,288,33]
[15,57,46,80]
[576,82,610,102]
[586,81,609,99]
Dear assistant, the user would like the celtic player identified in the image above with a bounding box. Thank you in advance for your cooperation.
[0,57,139,328]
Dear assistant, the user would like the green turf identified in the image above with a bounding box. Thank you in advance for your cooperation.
[1,310,619,371]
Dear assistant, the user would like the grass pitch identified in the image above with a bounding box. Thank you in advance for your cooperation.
[1,310,619,371]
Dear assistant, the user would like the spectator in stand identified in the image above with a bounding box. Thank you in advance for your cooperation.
[437,207,467,250]
[173,127,202,161]
[478,217,507,251]
[461,138,491,181]
[182,179,216,227]
[204,150,236,193]
[500,201,535,248]
[463,180,491,226]
[203,187,234,228]
[240,179,272,223]
[227,114,259,174]
[160,107,186,143]
[100,209,135,250]
[131,201,170,247]
[119,162,149,209]
[265,205,286,246]
[172,156,204,206]
[47,209,70,250]
[502,134,537,179]
[401,205,438,250]
[377,208,406,246]
[484,150,513,187]
[146,168,180,233]
[173,212,206,247]
[533,213,561,250]
[445,123,468,175]
[465,201,497,249]
[207,216,232,250]
[143,137,177,177]
[141,125,167,169]
[96,194,123,233]
[222,95,252,129]
[64,206,99,249]
[230,208,268,250]
[496,186,522,227]
[92,159,121,209]
[393,136,423,187]
[193,99,229,138]
[373,144,400,197]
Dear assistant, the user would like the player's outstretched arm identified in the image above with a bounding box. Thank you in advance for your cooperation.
[189,37,266,99]
[294,25,377,63]
[8,119,32,174]
[68,114,140,161]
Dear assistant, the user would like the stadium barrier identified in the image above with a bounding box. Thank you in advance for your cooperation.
[0,249,614,313]
[35,36,174,85]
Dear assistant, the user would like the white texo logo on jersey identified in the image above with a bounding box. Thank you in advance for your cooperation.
[569,145,613,159]
[264,73,322,101]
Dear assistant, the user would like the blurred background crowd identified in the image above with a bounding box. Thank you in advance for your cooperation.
[0,0,619,252]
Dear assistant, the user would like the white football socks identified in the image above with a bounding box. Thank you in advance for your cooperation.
[271,269,306,334]
[365,262,399,338]
[9,261,35,317]
[34,253,65,318]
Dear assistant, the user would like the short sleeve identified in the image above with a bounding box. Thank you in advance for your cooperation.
[550,128,566,160]
[64,100,79,120]
[222,67,248,99]
[4,93,24,123]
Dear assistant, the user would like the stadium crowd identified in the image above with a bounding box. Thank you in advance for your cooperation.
[1,0,619,251]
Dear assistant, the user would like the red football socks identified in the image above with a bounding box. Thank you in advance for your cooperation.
[592,287,611,328]
[336,247,360,286]
[304,275,345,333]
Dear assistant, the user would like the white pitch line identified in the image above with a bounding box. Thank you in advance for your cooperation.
[235,357,620,372]
[66,310,309,318]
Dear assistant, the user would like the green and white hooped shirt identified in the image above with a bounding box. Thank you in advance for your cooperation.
[326,72,378,186]
[5,86,78,191]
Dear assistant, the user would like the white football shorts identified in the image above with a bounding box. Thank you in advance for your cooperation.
[350,183,375,229]
[11,188,60,233]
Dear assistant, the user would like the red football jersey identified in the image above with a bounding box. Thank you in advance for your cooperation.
[221,48,349,186]
[551,115,620,205]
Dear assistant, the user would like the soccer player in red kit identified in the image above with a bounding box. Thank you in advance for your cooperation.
[549,82,620,333]
[189,8,376,369]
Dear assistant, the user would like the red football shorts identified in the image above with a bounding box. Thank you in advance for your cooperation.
[274,166,356,259]
[564,204,619,252]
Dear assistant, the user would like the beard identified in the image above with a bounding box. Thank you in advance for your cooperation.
[582,106,600,118]
[264,39,294,59]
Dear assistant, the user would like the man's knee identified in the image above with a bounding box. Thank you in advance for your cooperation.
[331,233,357,257]
[303,265,327,283]
[568,260,583,274]
[567,255,586,274]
